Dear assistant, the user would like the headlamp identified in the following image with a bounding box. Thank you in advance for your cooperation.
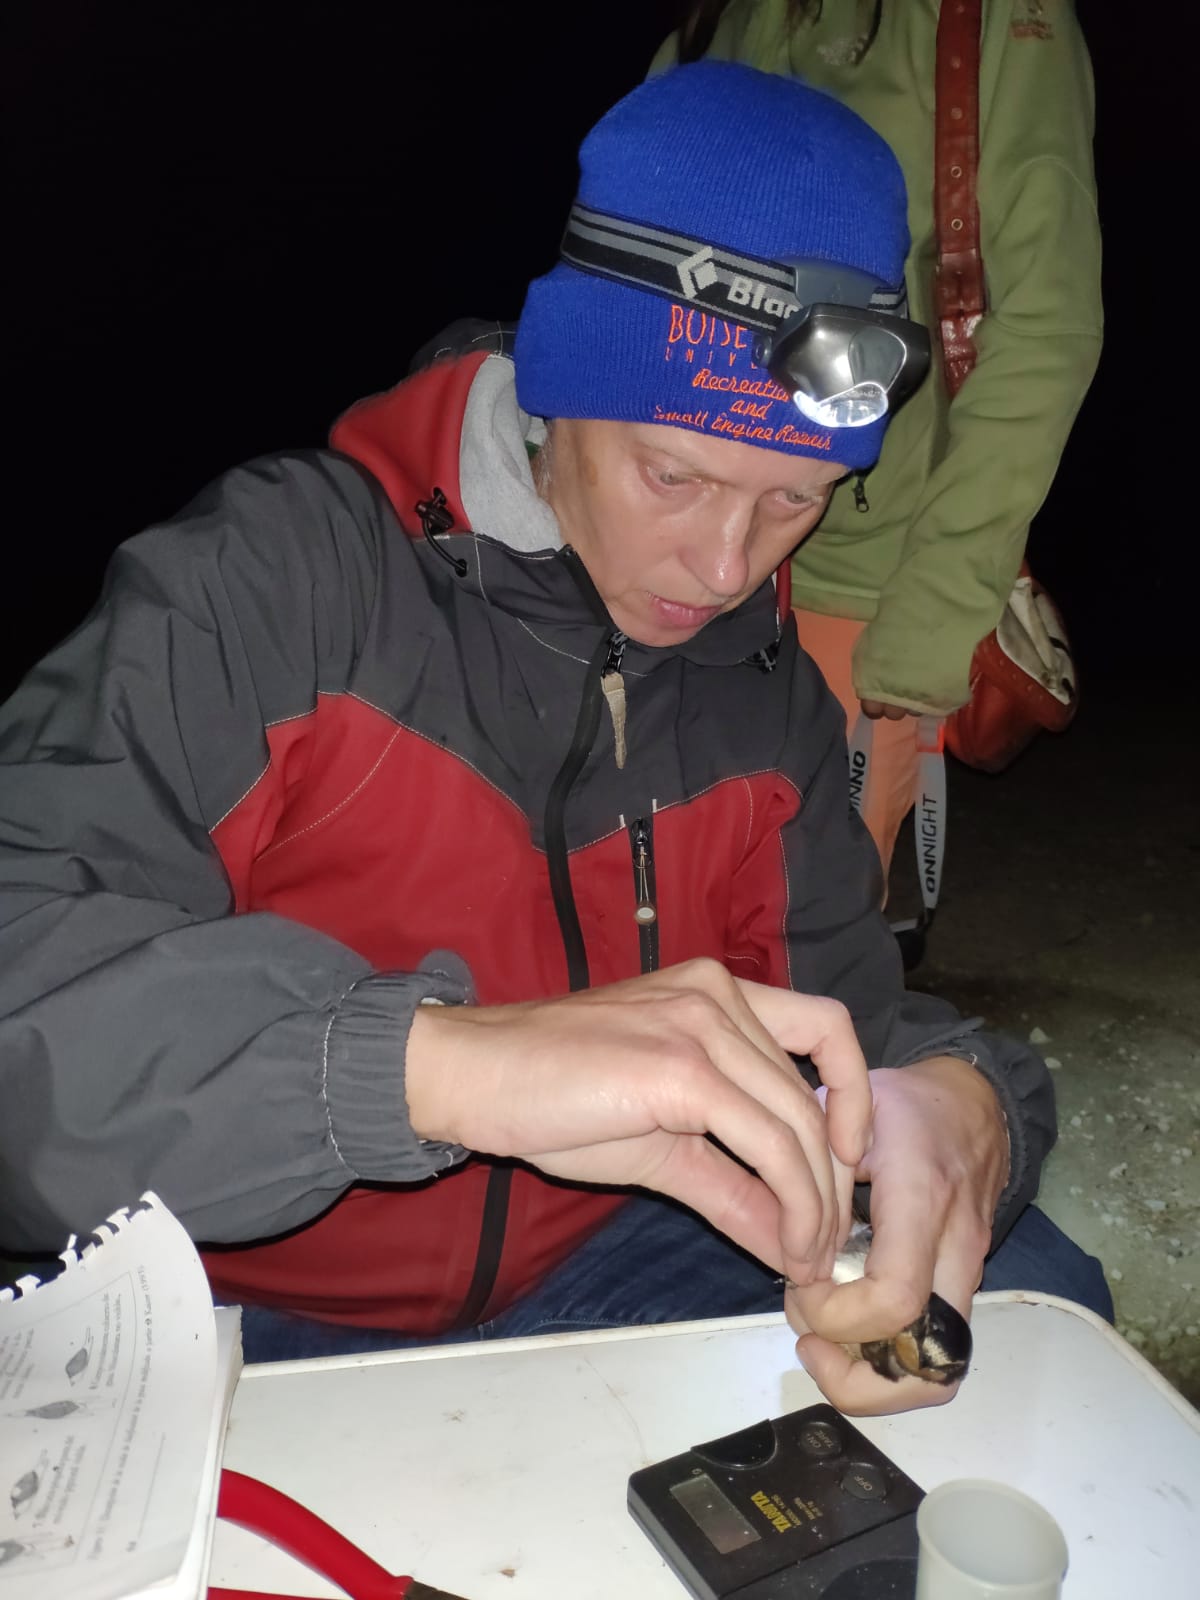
[756,279,931,429]
[559,204,931,427]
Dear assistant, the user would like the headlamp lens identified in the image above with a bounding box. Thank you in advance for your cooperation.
[793,382,889,429]
[766,305,930,432]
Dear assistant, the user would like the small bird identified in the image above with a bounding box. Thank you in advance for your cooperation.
[790,1218,973,1385]
[21,1399,85,1421]
[9,1470,38,1517]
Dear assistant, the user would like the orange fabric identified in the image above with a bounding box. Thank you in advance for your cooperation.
[793,608,917,876]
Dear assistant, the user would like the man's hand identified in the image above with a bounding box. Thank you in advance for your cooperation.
[786,1056,1010,1415]
[405,959,873,1288]
[859,698,918,721]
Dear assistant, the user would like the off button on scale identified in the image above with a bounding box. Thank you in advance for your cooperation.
[841,1461,889,1501]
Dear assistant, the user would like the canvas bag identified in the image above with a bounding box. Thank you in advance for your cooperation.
[935,0,1079,772]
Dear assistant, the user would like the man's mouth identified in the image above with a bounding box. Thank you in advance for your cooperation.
[648,594,725,629]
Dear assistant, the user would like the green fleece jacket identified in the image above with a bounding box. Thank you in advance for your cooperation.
[653,0,1102,714]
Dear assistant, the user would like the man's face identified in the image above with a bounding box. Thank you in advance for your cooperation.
[540,420,846,647]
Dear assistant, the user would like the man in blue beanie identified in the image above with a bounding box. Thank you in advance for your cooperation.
[0,63,1108,1416]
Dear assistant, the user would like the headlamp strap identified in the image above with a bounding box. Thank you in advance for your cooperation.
[560,203,904,337]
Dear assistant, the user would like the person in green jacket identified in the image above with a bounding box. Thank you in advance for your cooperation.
[653,0,1102,886]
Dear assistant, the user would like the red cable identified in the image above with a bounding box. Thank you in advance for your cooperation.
[212,1470,417,1600]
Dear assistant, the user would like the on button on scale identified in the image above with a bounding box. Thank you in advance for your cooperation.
[799,1421,841,1458]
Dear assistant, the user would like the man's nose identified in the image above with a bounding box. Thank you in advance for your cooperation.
[684,502,754,598]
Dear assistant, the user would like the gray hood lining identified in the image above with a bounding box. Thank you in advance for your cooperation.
[458,355,561,553]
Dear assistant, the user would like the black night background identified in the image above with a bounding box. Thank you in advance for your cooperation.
[4,2,1189,700]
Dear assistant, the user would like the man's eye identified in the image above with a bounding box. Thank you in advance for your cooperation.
[781,491,816,509]
[656,470,689,487]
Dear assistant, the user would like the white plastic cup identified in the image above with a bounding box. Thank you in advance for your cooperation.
[915,1478,1069,1599]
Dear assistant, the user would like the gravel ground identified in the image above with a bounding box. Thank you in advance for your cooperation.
[896,689,1199,1404]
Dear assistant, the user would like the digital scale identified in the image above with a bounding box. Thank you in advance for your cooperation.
[628,1403,924,1599]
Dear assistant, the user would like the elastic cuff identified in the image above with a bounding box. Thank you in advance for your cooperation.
[323,968,470,1183]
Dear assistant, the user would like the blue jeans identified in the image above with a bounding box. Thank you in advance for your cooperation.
[236,1196,1114,1363]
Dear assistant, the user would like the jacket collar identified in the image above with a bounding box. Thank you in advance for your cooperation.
[330,352,783,671]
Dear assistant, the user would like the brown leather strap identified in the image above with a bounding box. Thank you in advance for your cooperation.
[934,0,985,398]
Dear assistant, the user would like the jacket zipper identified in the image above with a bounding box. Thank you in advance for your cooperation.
[629,815,659,974]
[544,627,620,993]
[600,632,628,768]
[450,1156,516,1331]
[456,552,617,1328]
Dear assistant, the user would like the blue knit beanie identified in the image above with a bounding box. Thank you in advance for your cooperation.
[514,61,911,469]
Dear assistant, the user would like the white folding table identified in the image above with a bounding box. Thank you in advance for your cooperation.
[211,1292,1199,1599]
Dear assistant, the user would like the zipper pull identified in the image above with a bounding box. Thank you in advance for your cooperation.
[852,472,870,514]
[632,819,657,926]
[414,487,468,576]
[600,632,628,770]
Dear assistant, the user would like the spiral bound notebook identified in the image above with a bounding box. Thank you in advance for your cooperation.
[0,1194,242,1600]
